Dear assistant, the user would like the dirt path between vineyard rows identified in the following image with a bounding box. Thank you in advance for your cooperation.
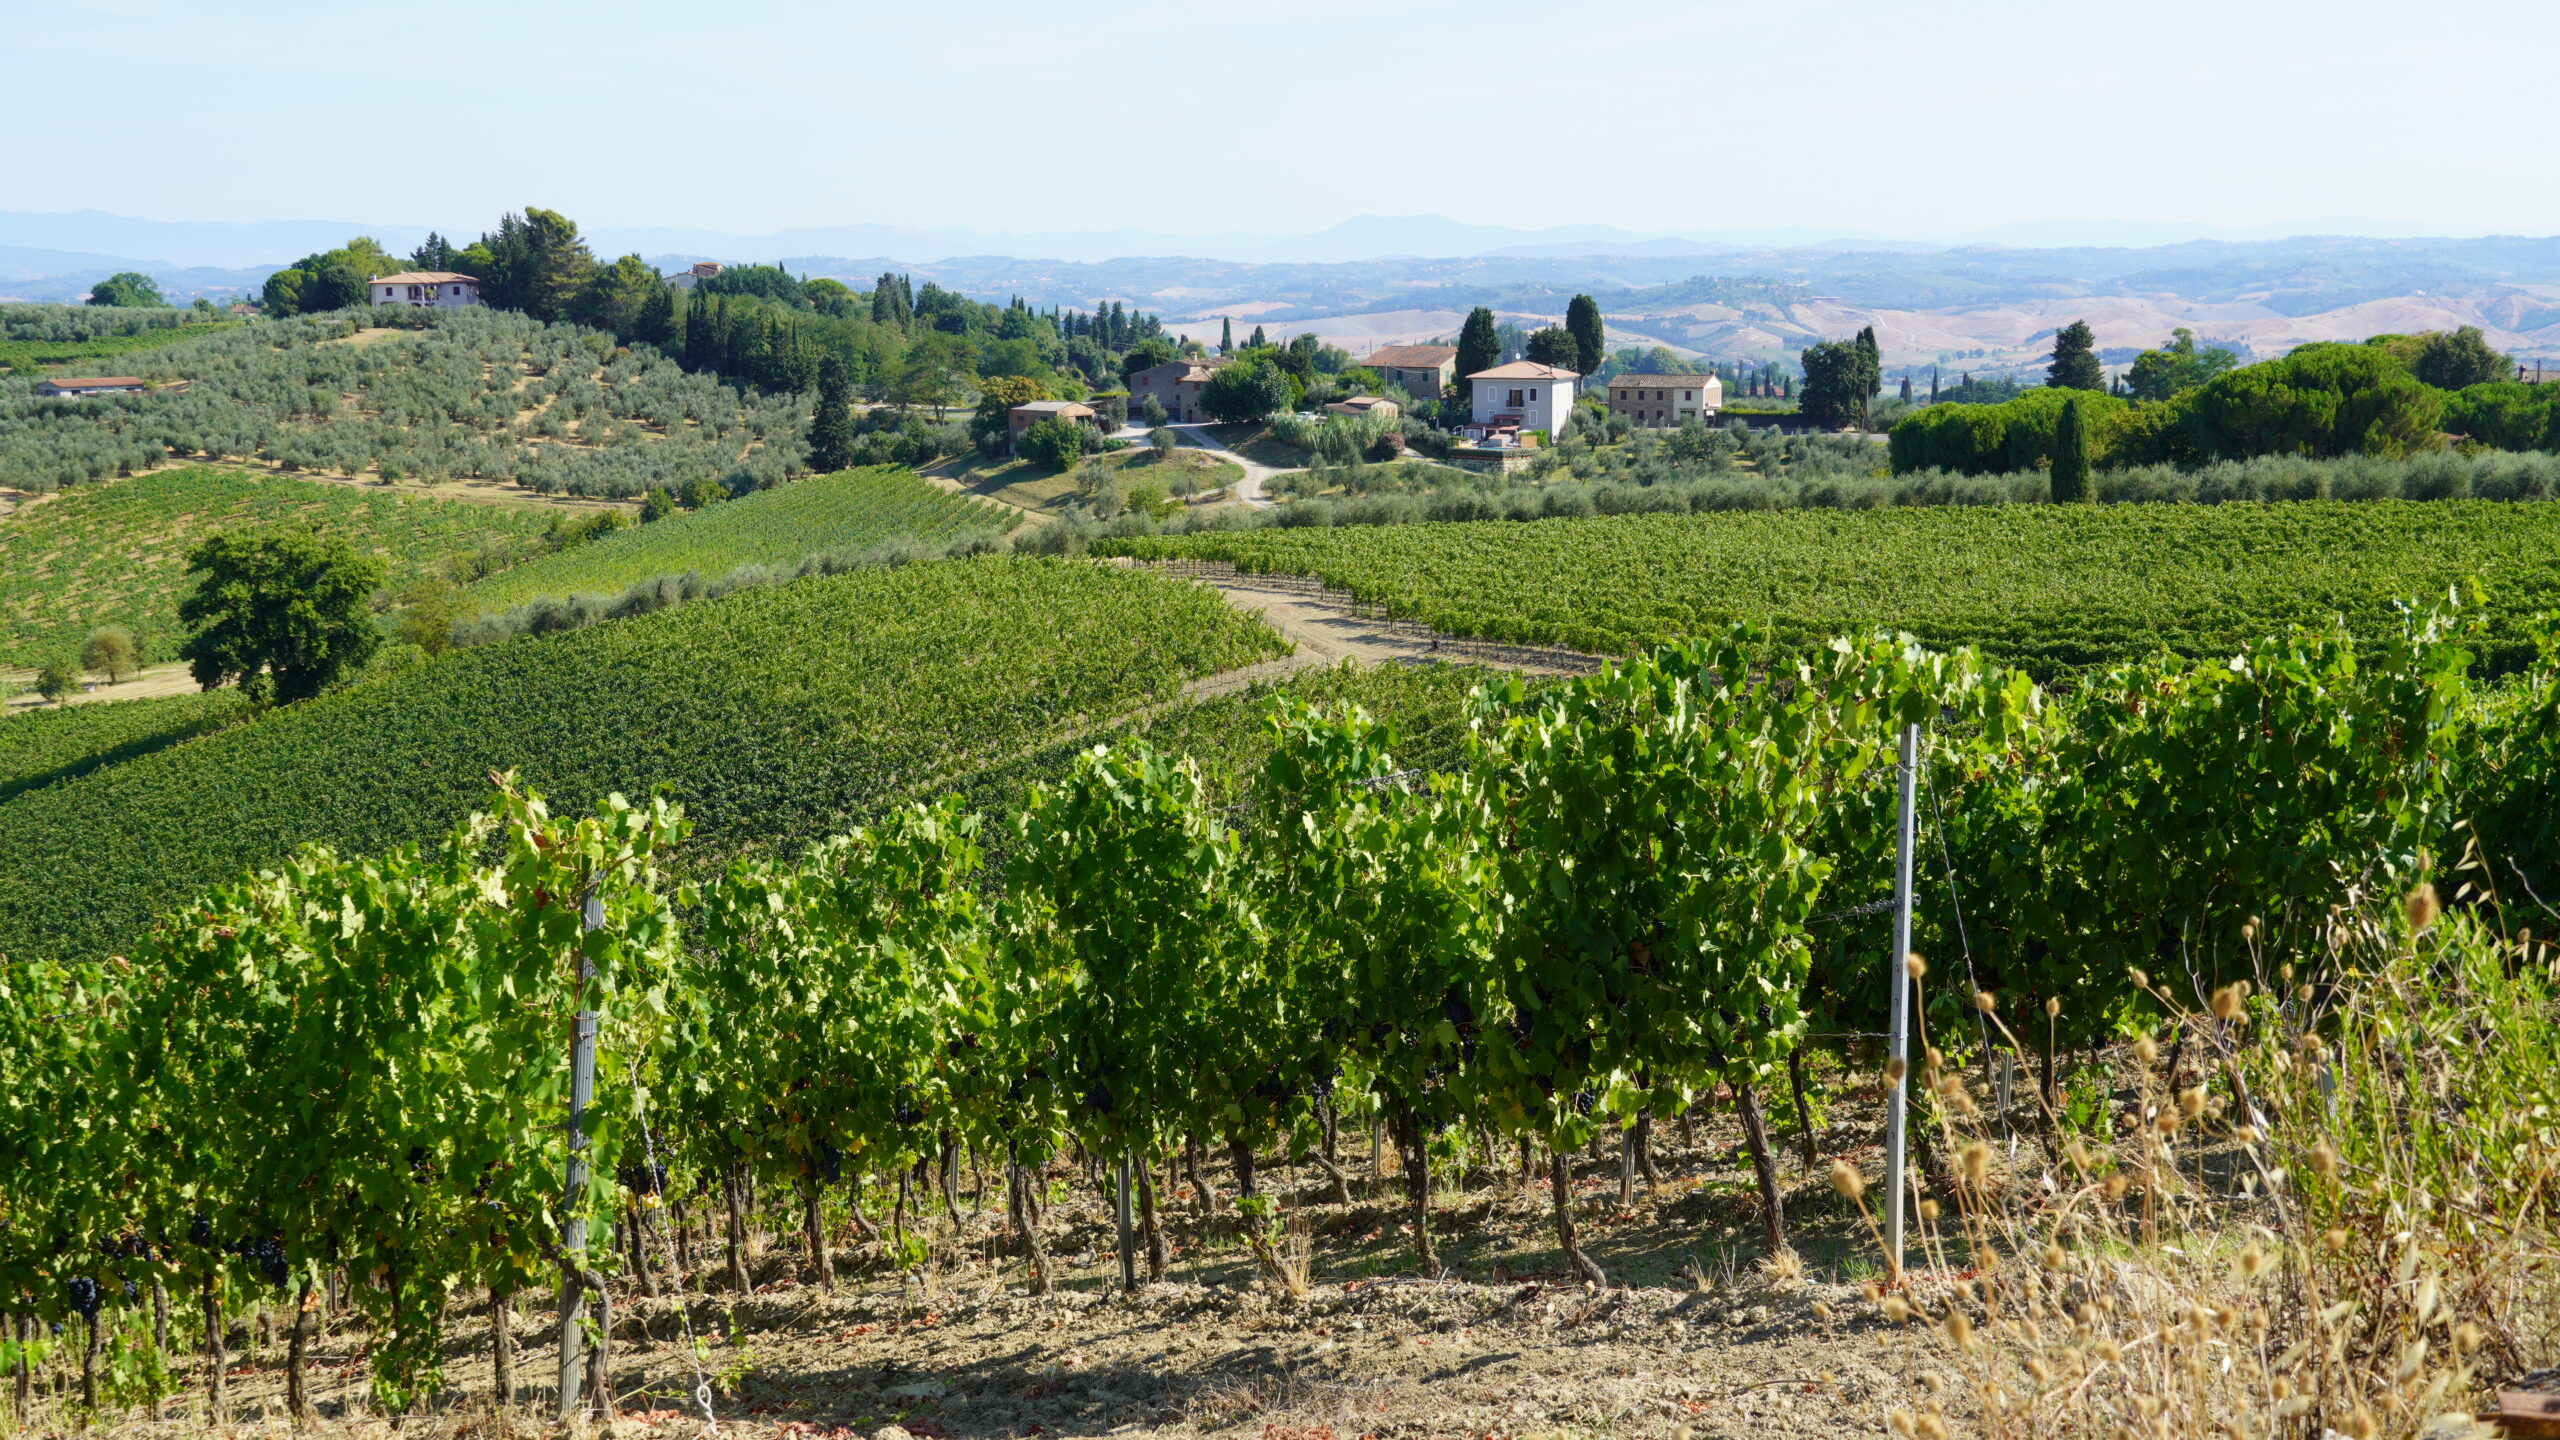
[1156,561,1600,701]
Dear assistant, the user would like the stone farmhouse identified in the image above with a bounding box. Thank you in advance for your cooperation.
[1007,399,1099,451]
[1606,373,1724,427]
[368,272,481,308]
[1361,344,1459,401]
[1126,356,1231,424]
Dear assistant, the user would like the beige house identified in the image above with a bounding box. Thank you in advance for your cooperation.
[1324,394,1399,420]
[1606,374,1723,427]
[1361,344,1459,400]
[1126,356,1231,424]
[1008,399,1099,450]
[34,376,146,398]
[666,261,726,291]
[368,271,481,307]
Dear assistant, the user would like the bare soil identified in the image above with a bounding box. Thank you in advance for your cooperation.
[88,1082,1938,1440]
[2,661,206,712]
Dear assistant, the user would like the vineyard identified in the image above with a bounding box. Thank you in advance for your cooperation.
[0,689,250,803]
[0,466,556,667]
[0,306,809,496]
[0,322,241,376]
[1,596,2552,1434]
[1101,501,2560,678]
[0,556,1286,968]
[464,466,1013,611]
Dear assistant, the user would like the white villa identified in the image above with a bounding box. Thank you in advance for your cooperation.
[369,272,482,308]
[1463,361,1579,441]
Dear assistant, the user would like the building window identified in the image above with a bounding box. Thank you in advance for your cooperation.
[1530,389,1539,401]
[1507,389,1526,408]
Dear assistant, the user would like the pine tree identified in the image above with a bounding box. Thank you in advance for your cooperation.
[1455,307,1500,399]
[1565,294,1604,376]
[2048,320,2104,391]
[2051,395,2091,502]
[808,355,857,472]
[1220,317,1233,354]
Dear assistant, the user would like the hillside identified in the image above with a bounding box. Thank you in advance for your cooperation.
[1103,501,2560,678]
[464,466,1010,609]
[0,557,1285,966]
[0,306,807,496]
[0,466,556,667]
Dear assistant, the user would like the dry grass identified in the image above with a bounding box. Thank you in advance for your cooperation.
[1846,891,2558,1439]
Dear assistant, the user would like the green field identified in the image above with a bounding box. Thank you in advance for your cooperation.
[464,466,1011,609]
[0,321,239,375]
[0,556,1286,965]
[0,467,555,667]
[0,689,249,803]
[1102,501,2560,677]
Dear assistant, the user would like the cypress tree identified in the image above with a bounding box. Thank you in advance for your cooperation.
[2051,395,2091,502]
[1898,376,1912,404]
[1565,294,1604,375]
[1249,324,1267,349]
[2048,320,2104,391]
[1220,317,1233,354]
[808,355,857,472]
[1854,326,1882,428]
[1454,306,1500,400]
[683,290,718,372]
[633,281,677,352]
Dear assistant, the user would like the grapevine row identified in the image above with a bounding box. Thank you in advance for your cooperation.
[1,598,2552,1410]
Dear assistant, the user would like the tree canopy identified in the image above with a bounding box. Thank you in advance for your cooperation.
[176,529,386,705]
[1454,307,1500,395]
[2047,319,2104,392]
[1564,294,1604,376]
[2125,328,2240,401]
[85,272,165,307]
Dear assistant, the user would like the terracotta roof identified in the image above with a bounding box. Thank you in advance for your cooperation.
[1363,344,1459,368]
[369,272,478,285]
[1468,361,1580,381]
[38,376,144,388]
[1610,377,1716,390]
[1010,400,1095,416]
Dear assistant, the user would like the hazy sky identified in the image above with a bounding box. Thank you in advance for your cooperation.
[10,0,2557,238]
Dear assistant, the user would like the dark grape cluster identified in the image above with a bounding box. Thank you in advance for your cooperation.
[226,1235,288,1286]
[65,1276,99,1321]
[815,1142,843,1184]
[615,1161,667,1196]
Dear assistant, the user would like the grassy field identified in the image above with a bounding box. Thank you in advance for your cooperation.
[0,466,557,667]
[0,689,249,803]
[0,556,1287,966]
[1203,422,1312,468]
[463,466,1013,609]
[934,445,1245,516]
[0,321,240,375]
[1101,500,2560,678]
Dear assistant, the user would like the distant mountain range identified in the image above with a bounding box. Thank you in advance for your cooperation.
[0,208,2504,275]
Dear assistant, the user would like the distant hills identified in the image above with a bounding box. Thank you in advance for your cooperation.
[8,208,2558,363]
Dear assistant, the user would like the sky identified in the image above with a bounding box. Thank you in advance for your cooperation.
[8,0,2559,242]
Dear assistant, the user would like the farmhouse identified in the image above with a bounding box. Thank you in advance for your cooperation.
[1007,399,1099,451]
[1324,394,1400,420]
[368,272,481,308]
[1361,344,1459,400]
[34,376,147,398]
[1606,373,1723,427]
[1465,361,1578,440]
[1126,356,1231,424]
[666,262,725,291]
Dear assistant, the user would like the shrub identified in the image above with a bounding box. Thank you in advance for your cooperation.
[79,626,137,683]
